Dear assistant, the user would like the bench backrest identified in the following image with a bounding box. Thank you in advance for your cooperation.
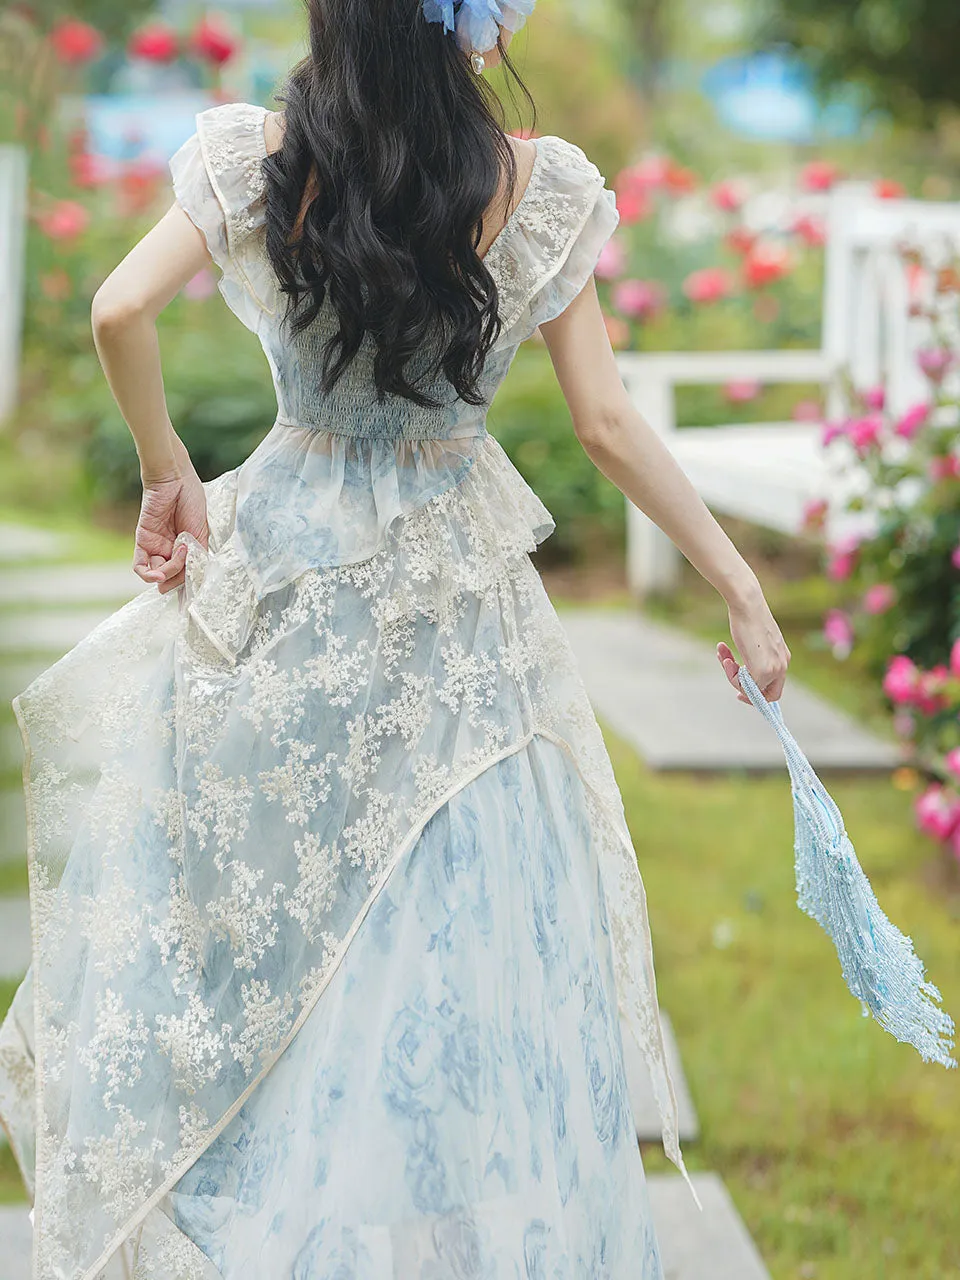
[823,183,960,417]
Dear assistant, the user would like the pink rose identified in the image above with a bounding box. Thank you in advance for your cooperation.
[724,379,761,403]
[37,200,89,241]
[917,346,956,382]
[848,414,884,454]
[916,665,951,715]
[793,399,823,422]
[611,278,666,321]
[862,386,885,411]
[863,583,896,614]
[682,267,735,304]
[801,497,828,531]
[882,654,920,705]
[595,238,627,281]
[915,784,960,842]
[945,748,960,784]
[930,455,960,482]
[826,532,861,581]
[951,638,960,677]
[711,180,744,213]
[823,608,854,657]
[952,544,960,571]
[624,155,672,190]
[821,419,848,446]
[894,403,931,440]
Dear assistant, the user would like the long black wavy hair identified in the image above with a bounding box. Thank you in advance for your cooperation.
[262,0,537,409]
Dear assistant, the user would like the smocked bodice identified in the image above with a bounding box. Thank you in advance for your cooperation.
[264,310,510,440]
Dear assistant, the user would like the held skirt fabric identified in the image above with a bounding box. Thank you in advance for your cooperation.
[0,434,686,1279]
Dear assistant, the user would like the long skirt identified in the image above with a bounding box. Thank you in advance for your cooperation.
[0,433,688,1279]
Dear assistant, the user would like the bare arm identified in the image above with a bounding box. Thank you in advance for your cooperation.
[91,202,214,591]
[539,276,791,702]
[91,202,210,482]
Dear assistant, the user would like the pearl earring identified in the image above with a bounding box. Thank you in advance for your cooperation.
[470,51,485,74]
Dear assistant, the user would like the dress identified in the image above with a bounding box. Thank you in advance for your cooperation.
[0,102,695,1280]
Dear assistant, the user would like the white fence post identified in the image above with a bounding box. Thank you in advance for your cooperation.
[615,352,683,596]
[0,144,28,424]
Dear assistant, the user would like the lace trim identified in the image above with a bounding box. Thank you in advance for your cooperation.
[484,134,608,334]
[193,101,276,316]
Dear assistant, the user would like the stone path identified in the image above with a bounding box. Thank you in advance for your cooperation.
[0,563,145,606]
[10,544,914,1276]
[648,1173,771,1280]
[560,607,900,772]
[0,524,67,564]
[0,1175,770,1279]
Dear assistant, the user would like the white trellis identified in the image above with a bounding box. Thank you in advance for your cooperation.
[0,144,28,423]
[614,181,960,595]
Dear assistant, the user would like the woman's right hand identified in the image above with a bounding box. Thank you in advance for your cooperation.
[717,583,791,705]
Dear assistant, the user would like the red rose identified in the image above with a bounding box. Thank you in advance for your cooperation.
[129,23,179,64]
[682,267,735,304]
[875,179,906,200]
[743,241,791,289]
[725,225,757,257]
[801,160,841,192]
[190,16,239,67]
[50,18,103,65]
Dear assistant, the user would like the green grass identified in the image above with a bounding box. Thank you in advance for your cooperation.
[0,504,130,565]
[608,727,960,1278]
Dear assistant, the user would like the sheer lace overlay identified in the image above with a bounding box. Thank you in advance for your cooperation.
[0,102,695,1280]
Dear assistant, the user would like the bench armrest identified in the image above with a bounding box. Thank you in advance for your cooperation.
[614,349,835,387]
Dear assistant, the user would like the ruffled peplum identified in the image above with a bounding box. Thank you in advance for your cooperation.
[180,427,556,665]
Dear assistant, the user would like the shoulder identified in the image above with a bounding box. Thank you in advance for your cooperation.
[192,101,271,169]
[532,133,607,190]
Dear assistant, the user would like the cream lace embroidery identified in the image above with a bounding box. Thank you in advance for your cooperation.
[10,435,689,1279]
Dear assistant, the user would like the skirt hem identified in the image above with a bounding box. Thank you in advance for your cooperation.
[6,716,689,1280]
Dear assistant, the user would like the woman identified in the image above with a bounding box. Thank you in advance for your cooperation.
[0,0,789,1275]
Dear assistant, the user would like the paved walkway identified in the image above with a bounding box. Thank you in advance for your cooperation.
[0,1172,769,1279]
[560,607,900,772]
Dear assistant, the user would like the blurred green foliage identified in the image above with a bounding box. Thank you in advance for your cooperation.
[487,347,625,563]
[757,0,960,122]
[26,1,154,41]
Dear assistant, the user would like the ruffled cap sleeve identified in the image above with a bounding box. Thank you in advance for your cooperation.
[168,100,280,331]
[488,134,620,347]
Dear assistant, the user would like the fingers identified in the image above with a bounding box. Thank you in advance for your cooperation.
[158,569,185,594]
[716,643,751,704]
[134,541,188,590]
[716,642,790,705]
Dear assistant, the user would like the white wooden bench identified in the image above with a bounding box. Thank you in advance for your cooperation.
[614,182,960,594]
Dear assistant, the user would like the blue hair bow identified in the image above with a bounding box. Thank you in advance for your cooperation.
[421,0,537,54]
[737,664,956,1069]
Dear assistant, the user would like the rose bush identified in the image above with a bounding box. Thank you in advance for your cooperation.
[803,241,960,861]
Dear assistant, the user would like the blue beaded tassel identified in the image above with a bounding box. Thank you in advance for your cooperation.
[737,665,957,1069]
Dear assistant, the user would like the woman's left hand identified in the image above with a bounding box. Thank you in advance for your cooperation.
[134,459,209,595]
